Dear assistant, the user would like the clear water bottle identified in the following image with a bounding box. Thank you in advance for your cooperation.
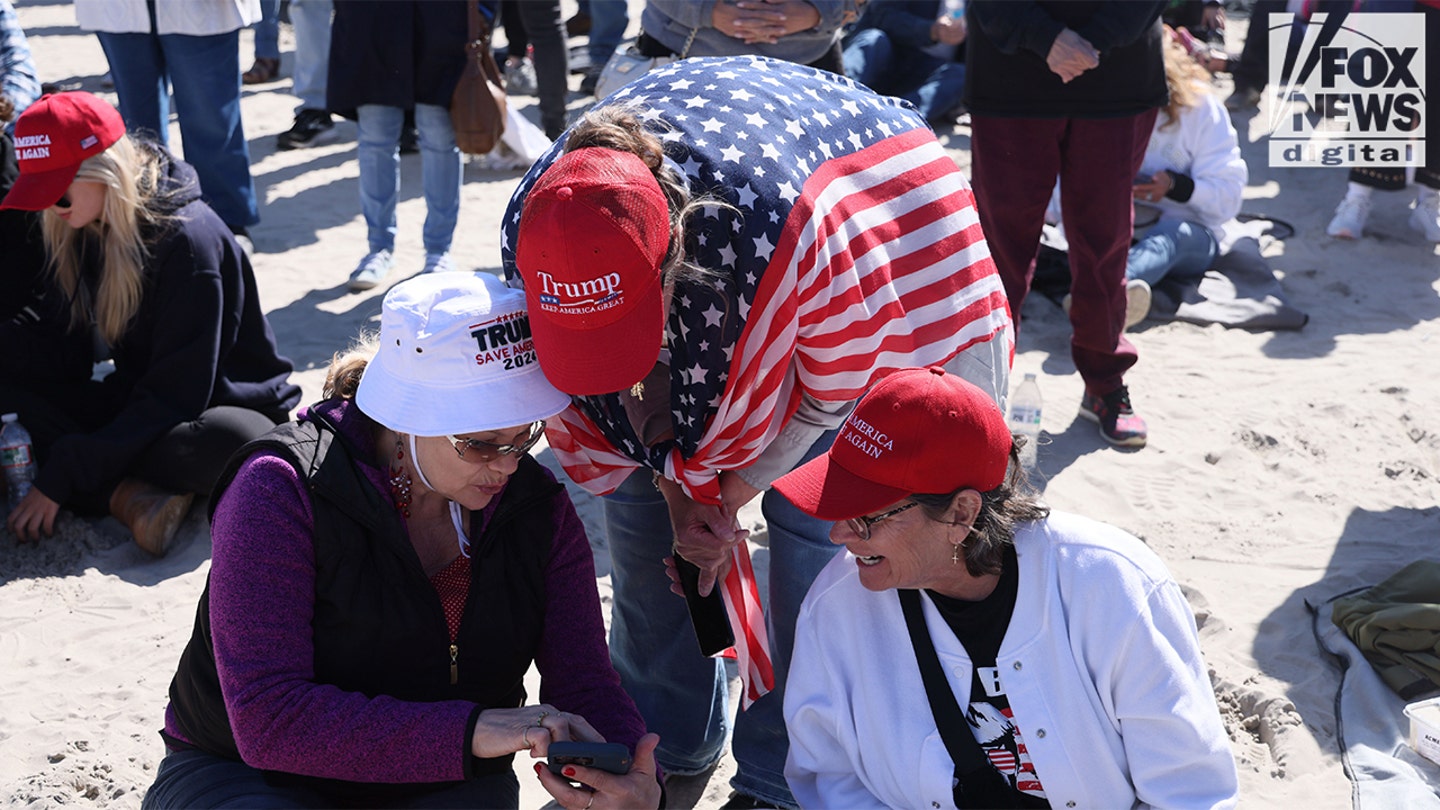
[1008,374,1042,471]
[1,413,38,510]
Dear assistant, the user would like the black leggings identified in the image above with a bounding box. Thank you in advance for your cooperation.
[0,381,283,515]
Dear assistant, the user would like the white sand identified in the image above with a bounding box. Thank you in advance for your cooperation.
[4,2,1438,807]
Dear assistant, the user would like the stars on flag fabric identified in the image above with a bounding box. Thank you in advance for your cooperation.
[502,55,1012,506]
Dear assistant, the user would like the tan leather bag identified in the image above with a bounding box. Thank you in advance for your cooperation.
[450,2,506,156]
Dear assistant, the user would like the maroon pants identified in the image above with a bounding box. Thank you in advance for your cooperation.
[970,111,1158,396]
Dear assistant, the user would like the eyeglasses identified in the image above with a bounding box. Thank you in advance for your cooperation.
[845,501,919,541]
[53,193,71,209]
[445,421,546,462]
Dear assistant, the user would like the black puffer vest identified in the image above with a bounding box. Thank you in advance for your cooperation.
[163,409,561,801]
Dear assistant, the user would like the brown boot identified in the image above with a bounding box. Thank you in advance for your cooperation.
[108,478,195,557]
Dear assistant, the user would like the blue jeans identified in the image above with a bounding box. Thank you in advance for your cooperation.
[96,29,259,230]
[289,0,333,112]
[356,103,461,255]
[603,433,842,808]
[587,0,629,70]
[252,0,281,60]
[1126,219,1218,287]
[141,747,520,809]
[842,28,966,123]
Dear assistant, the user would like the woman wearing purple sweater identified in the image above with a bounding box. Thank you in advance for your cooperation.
[143,272,662,809]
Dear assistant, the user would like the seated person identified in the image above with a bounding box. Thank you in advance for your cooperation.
[842,0,967,124]
[142,271,662,810]
[774,366,1238,809]
[1,92,300,555]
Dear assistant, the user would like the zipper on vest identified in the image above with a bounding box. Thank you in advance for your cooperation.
[450,643,459,685]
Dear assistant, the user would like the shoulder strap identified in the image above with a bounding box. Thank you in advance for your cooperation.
[899,589,995,777]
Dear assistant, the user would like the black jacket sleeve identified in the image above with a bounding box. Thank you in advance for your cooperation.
[1072,1,1166,53]
[968,1,1065,58]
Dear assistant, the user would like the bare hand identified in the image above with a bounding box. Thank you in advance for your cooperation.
[655,476,749,597]
[930,15,967,46]
[1047,28,1099,83]
[6,487,59,542]
[471,705,602,759]
[1202,4,1226,33]
[716,0,821,45]
[1132,170,1173,203]
[536,732,663,810]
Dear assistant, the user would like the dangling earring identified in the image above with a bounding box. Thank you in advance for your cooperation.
[388,439,413,518]
[951,541,962,565]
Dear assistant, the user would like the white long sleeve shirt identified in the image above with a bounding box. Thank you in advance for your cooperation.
[1138,86,1248,240]
[784,510,1239,810]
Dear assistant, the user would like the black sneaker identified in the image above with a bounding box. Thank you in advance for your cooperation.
[277,109,339,150]
[399,125,419,155]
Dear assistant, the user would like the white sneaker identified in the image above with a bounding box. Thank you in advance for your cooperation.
[1061,279,1152,330]
[1124,279,1152,329]
[1326,194,1371,239]
[422,252,454,274]
[1409,191,1440,242]
[348,249,394,291]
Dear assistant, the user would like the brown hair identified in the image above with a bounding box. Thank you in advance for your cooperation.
[322,332,379,401]
[909,443,1050,578]
[1160,38,1214,131]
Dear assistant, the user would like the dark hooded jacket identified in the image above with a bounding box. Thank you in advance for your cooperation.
[30,144,300,506]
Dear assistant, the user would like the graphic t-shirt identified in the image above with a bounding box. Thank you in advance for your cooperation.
[928,545,1049,807]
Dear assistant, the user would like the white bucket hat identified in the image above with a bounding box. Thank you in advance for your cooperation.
[356,271,571,437]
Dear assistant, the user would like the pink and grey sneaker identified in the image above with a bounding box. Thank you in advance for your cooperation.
[1079,385,1148,447]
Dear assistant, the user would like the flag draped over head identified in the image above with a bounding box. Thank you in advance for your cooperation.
[502,55,1013,704]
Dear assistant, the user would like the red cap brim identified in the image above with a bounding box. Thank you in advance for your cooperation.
[0,165,75,212]
[771,450,914,522]
[525,272,665,396]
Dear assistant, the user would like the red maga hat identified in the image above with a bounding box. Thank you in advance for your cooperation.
[514,147,672,396]
[1,92,125,212]
[773,367,1014,521]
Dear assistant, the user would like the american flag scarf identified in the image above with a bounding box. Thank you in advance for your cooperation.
[503,56,1012,707]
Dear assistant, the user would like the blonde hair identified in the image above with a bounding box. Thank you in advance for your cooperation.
[322,332,380,401]
[563,104,730,290]
[1160,38,1214,131]
[41,135,175,344]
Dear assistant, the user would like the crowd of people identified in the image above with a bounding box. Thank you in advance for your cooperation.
[1,0,1435,807]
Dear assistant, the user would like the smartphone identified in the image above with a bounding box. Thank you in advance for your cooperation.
[674,551,736,657]
[546,741,633,776]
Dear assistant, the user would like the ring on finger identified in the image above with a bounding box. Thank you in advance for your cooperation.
[537,710,549,724]
[583,795,595,810]
[523,726,533,749]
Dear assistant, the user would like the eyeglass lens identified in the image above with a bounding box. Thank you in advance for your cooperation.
[54,194,71,209]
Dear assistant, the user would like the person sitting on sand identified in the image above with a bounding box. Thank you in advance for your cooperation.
[774,366,1239,809]
[0,92,299,555]
[142,271,663,810]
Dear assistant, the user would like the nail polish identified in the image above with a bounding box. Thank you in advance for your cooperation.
[534,763,543,776]
[563,766,577,777]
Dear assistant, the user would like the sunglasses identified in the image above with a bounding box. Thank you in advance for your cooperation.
[845,501,919,541]
[53,193,71,210]
[444,421,546,462]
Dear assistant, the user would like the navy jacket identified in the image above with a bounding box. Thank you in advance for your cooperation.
[32,146,300,505]
[964,0,1167,118]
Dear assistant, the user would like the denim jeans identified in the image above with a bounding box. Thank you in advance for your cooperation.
[587,0,629,70]
[356,103,461,255]
[602,434,841,808]
[141,747,520,809]
[1126,219,1218,287]
[252,0,281,60]
[842,28,966,123]
[96,29,259,229]
[288,0,333,112]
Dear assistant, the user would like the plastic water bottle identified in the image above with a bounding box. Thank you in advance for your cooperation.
[1,413,38,510]
[1008,374,1042,471]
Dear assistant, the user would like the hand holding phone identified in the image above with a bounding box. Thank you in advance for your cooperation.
[547,740,633,780]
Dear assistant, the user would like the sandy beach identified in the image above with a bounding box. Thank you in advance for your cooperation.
[4,1,1440,807]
